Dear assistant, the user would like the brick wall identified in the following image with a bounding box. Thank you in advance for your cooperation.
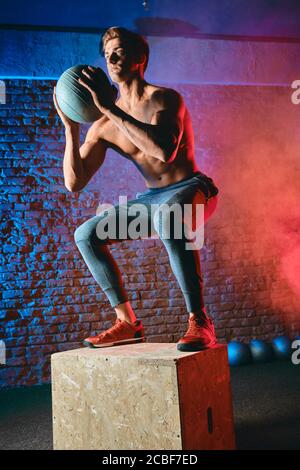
[1,79,300,387]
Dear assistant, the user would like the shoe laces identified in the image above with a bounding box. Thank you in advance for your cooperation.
[97,318,126,339]
[187,315,212,335]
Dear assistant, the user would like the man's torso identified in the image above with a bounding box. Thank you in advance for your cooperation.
[95,84,200,188]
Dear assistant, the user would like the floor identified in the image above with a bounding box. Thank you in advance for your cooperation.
[0,361,299,450]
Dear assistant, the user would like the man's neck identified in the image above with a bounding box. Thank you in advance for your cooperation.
[118,77,149,109]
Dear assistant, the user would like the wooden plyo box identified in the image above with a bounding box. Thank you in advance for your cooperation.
[51,343,236,450]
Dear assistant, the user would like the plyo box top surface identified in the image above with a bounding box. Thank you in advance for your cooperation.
[51,342,227,366]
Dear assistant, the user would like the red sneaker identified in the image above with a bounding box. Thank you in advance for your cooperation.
[177,313,217,351]
[83,318,145,348]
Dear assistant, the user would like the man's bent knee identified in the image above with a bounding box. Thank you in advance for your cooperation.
[74,216,105,245]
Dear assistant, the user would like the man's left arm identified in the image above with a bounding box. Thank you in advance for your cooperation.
[102,89,185,163]
[78,68,185,162]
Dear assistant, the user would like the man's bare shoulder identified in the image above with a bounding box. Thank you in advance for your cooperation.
[148,85,185,110]
[85,114,110,141]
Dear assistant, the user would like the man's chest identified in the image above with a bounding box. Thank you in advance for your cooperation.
[98,101,155,157]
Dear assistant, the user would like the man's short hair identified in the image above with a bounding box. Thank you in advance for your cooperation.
[100,26,149,72]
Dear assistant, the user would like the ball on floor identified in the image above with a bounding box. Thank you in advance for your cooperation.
[227,341,252,366]
[272,335,292,360]
[249,339,274,363]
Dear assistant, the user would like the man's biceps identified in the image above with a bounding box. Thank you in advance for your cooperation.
[167,117,183,138]
[154,112,182,131]
[80,141,107,182]
[79,140,95,159]
[80,139,106,159]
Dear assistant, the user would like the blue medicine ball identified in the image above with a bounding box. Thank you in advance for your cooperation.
[249,339,274,363]
[56,64,110,123]
[272,335,292,360]
[227,341,252,366]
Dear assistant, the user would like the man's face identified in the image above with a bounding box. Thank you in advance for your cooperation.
[104,38,142,83]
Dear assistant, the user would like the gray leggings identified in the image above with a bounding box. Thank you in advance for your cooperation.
[74,171,219,313]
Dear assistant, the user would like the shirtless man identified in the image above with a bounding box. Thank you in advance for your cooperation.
[53,26,219,351]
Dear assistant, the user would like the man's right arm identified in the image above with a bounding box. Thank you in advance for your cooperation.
[63,123,108,192]
[53,85,108,193]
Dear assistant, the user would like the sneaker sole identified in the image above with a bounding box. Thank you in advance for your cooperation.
[83,336,145,349]
[177,340,217,352]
